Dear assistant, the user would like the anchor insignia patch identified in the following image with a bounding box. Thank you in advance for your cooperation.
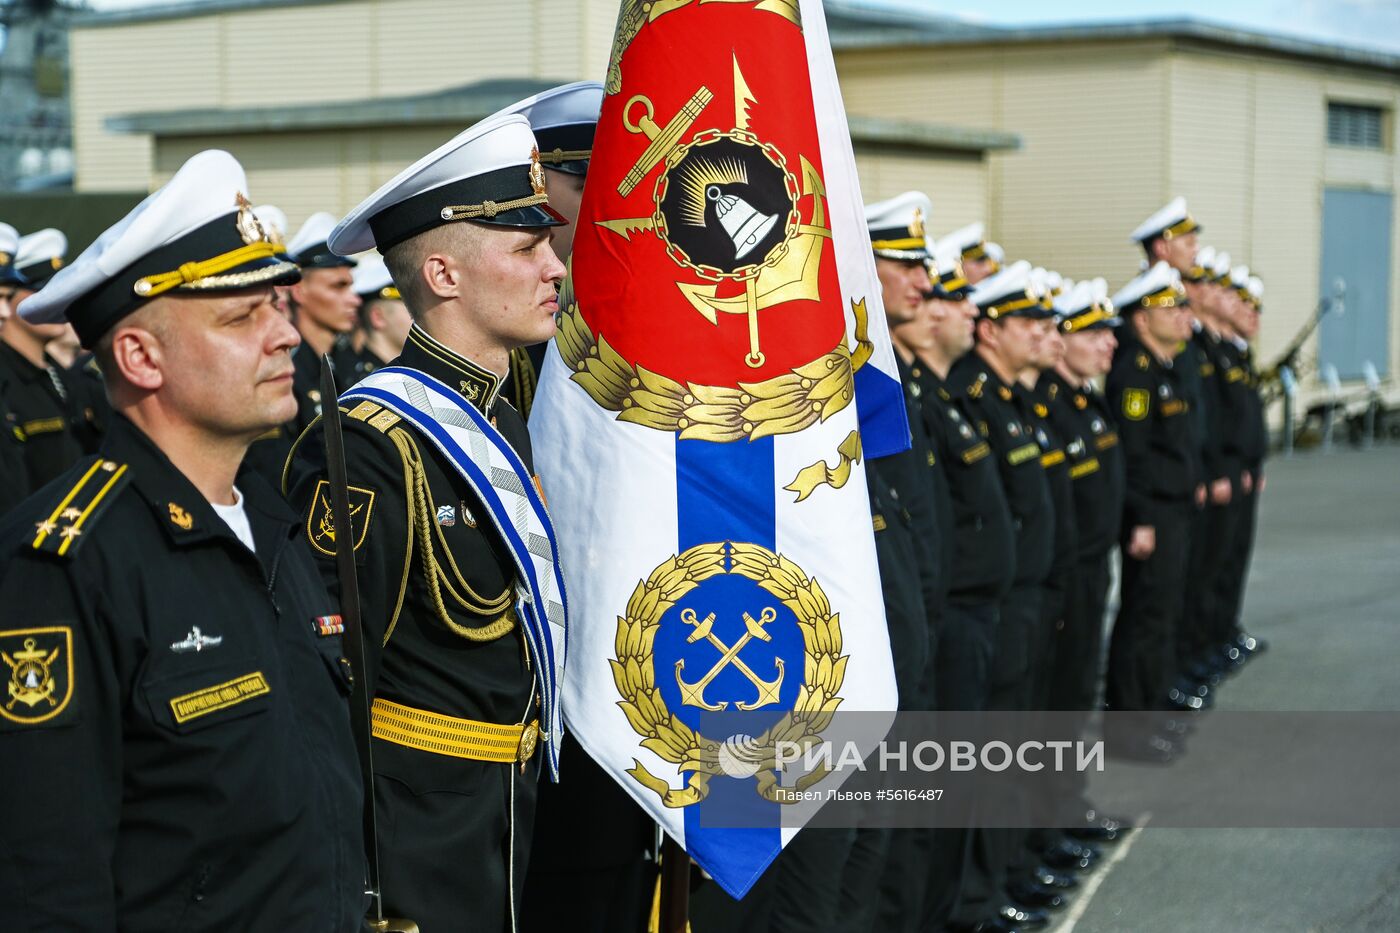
[1,627,75,728]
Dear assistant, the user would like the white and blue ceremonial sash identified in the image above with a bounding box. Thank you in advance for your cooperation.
[342,366,568,779]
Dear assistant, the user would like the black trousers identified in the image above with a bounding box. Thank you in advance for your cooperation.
[1214,483,1260,644]
[377,754,539,933]
[1180,502,1230,668]
[770,828,858,933]
[921,600,999,931]
[951,587,1042,927]
[1044,553,1113,814]
[1107,501,1191,713]
[520,737,654,933]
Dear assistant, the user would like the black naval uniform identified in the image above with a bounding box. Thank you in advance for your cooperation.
[0,414,365,931]
[1105,341,1197,721]
[1040,370,1125,826]
[1213,339,1267,650]
[289,323,543,933]
[909,363,1017,933]
[0,342,95,487]
[766,463,928,933]
[947,351,1054,929]
[1020,380,1078,709]
[1179,326,1229,679]
[870,353,952,933]
[951,352,1054,711]
[0,383,32,516]
[911,366,1015,712]
[1039,370,1124,715]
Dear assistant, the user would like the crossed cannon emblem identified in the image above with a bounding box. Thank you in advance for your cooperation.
[673,606,785,711]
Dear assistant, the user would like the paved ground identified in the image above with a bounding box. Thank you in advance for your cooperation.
[1050,446,1400,933]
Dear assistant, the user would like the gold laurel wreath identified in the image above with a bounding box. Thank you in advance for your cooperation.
[612,542,846,807]
[555,299,856,442]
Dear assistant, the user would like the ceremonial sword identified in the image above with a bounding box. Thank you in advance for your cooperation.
[320,355,419,933]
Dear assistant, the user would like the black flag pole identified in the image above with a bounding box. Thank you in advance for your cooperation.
[319,355,419,933]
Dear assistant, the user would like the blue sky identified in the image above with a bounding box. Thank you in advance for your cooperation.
[860,0,1400,53]
[79,0,1400,55]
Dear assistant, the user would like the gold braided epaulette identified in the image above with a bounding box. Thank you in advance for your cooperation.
[30,457,131,558]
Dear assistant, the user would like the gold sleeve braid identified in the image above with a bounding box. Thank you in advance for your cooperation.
[388,426,517,643]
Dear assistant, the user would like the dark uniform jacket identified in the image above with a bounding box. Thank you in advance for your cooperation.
[287,324,541,930]
[950,352,1054,588]
[1107,340,1199,528]
[1039,370,1124,560]
[0,414,364,932]
[866,460,929,705]
[866,353,948,707]
[1176,332,1211,483]
[1189,327,1231,484]
[1021,379,1078,618]
[288,323,537,735]
[910,364,1016,605]
[0,342,95,488]
[0,381,32,516]
[1215,338,1268,479]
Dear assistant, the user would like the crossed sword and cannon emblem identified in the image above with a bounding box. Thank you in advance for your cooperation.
[673,606,785,711]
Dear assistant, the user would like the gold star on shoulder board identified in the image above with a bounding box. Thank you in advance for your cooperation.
[34,520,57,535]
[59,526,82,540]
[60,508,82,521]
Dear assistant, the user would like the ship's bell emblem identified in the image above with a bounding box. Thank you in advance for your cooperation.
[708,186,778,260]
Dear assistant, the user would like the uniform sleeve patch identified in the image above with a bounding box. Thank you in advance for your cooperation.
[1122,388,1150,421]
[307,480,377,557]
[0,626,75,728]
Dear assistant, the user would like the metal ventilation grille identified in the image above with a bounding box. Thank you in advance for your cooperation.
[1327,102,1385,150]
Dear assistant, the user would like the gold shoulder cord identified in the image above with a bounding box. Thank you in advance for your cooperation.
[391,427,516,643]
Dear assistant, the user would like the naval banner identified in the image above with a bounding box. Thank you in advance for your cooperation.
[530,0,906,898]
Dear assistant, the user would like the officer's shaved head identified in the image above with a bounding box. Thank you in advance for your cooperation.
[383,222,486,317]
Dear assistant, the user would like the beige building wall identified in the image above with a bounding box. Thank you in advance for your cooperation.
[854,150,988,231]
[152,126,464,225]
[70,0,619,193]
[837,41,1169,276]
[1167,48,1400,380]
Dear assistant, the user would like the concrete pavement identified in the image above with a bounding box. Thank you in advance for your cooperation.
[1050,446,1400,933]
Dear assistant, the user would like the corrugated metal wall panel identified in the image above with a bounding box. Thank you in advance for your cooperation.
[990,49,1167,286]
[1168,56,1252,260]
[222,5,374,107]
[854,151,988,233]
[71,19,223,191]
[1246,63,1327,369]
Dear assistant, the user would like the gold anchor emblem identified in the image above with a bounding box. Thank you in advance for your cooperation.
[673,606,784,712]
[597,58,831,369]
[4,638,59,710]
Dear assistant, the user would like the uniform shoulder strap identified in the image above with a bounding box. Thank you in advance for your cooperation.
[29,457,131,559]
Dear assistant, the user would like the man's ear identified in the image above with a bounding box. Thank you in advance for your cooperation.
[110,326,165,392]
[368,304,387,331]
[974,316,996,348]
[421,253,463,301]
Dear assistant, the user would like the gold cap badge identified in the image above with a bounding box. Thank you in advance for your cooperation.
[529,147,547,198]
[234,192,269,246]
